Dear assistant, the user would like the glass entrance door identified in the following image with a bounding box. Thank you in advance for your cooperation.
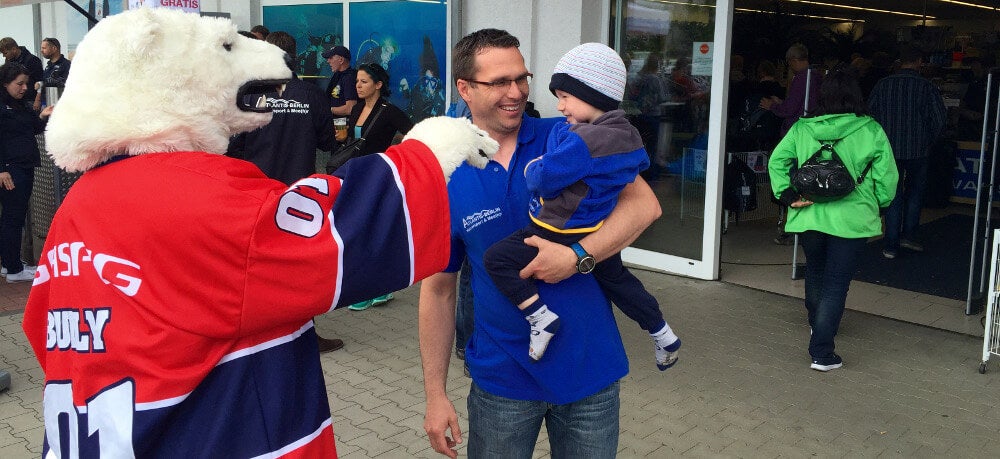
[613,0,732,279]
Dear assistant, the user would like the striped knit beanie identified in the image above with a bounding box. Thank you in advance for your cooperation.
[549,43,626,112]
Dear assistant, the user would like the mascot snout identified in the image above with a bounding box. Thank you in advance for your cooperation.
[45,8,290,172]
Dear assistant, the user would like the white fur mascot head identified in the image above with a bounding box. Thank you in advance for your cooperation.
[46,8,292,172]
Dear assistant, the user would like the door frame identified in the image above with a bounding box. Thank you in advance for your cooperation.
[621,0,733,281]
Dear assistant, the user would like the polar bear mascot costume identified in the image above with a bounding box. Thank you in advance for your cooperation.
[22,8,496,458]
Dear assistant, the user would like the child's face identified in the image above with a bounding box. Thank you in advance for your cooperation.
[555,90,603,124]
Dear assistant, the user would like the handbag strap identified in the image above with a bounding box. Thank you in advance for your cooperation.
[856,160,874,184]
[818,139,874,184]
[358,102,387,140]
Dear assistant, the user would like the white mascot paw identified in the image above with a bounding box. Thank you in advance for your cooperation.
[403,117,498,182]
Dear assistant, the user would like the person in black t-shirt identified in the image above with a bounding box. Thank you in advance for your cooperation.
[323,45,358,118]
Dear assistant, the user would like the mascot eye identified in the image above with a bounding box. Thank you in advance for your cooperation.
[223,43,233,51]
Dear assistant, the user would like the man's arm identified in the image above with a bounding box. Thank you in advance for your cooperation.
[331,99,357,116]
[418,272,463,458]
[520,176,661,283]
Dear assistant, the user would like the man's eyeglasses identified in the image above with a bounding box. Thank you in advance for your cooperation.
[466,73,532,91]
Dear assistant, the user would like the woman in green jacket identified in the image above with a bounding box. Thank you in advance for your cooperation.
[768,69,898,372]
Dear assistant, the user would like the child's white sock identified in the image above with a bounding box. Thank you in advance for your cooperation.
[524,302,560,361]
[651,323,680,371]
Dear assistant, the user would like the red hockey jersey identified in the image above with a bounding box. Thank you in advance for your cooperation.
[22,140,450,458]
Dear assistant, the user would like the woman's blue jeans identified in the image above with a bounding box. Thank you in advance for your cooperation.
[467,380,620,459]
[799,231,866,360]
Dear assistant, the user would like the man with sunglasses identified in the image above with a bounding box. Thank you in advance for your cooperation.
[418,29,660,458]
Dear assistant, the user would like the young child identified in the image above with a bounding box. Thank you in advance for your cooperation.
[483,43,681,370]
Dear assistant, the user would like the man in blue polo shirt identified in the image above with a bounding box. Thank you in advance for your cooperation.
[419,29,661,458]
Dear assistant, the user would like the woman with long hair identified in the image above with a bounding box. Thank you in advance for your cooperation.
[347,62,414,158]
[345,62,413,311]
[0,62,52,282]
[767,69,898,371]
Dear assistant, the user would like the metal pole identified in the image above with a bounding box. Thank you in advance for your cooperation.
[62,0,100,27]
[978,75,1000,296]
[792,67,812,280]
[967,73,995,315]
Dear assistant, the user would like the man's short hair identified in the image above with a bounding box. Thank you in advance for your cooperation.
[250,25,270,40]
[452,29,520,83]
[42,37,61,51]
[785,43,808,61]
[266,31,296,59]
[321,45,350,61]
[0,37,18,52]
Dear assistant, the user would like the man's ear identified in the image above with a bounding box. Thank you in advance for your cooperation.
[456,80,472,104]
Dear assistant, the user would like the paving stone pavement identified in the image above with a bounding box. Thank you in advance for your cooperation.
[1,270,999,458]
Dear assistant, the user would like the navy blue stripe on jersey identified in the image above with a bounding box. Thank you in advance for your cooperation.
[42,327,331,458]
[330,154,412,307]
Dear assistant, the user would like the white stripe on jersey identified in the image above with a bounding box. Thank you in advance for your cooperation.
[217,321,315,366]
[135,392,191,412]
[82,321,313,412]
[249,417,333,459]
[377,152,416,286]
[328,177,345,312]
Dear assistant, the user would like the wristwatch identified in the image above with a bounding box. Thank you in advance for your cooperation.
[570,242,596,274]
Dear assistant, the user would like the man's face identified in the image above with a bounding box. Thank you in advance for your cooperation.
[326,55,344,71]
[787,56,809,73]
[458,46,529,138]
[1,47,18,61]
[40,41,56,59]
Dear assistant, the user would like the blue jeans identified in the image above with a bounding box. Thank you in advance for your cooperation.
[0,166,34,275]
[455,258,474,354]
[467,380,620,459]
[799,231,866,360]
[884,157,928,251]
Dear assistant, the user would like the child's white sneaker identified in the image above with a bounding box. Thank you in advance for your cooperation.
[655,338,681,371]
[526,305,560,361]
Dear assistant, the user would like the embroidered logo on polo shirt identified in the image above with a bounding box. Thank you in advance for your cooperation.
[462,207,502,232]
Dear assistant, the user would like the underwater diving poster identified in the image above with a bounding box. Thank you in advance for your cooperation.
[262,3,345,80]
[349,0,447,122]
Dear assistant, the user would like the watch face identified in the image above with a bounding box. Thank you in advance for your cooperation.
[578,256,597,274]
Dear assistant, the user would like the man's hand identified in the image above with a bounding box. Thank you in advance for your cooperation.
[0,172,14,191]
[424,395,462,458]
[760,96,781,110]
[519,235,577,283]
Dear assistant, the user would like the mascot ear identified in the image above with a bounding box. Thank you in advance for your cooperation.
[120,8,163,57]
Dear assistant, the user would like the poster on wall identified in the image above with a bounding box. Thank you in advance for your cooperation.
[691,42,713,76]
[350,0,447,122]
[263,3,344,81]
[129,0,201,13]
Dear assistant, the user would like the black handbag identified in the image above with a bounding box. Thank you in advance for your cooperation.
[326,103,386,173]
[791,139,872,202]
